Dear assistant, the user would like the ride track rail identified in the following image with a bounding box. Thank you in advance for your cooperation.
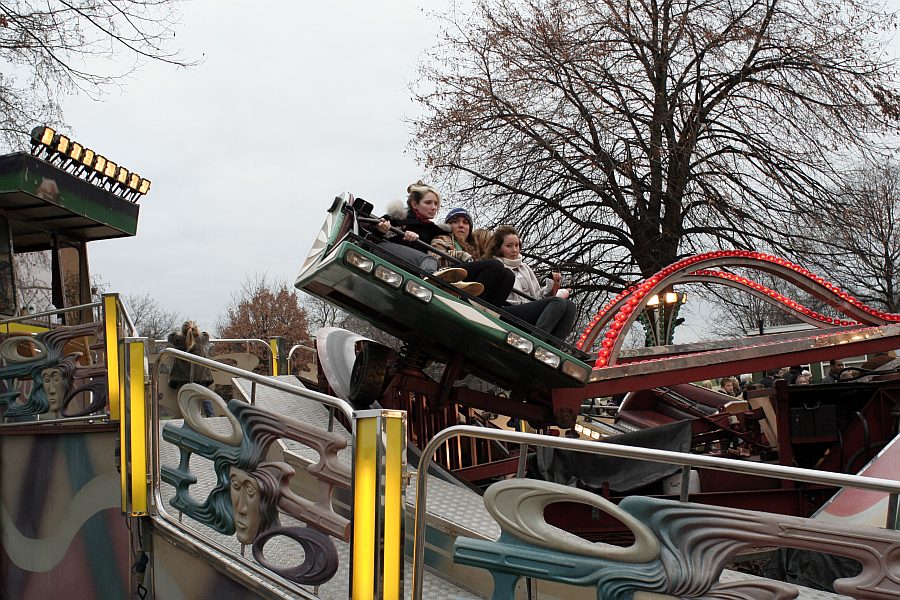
[553,249,900,399]
[578,323,900,397]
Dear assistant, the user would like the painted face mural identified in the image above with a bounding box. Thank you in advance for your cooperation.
[229,466,262,544]
[42,367,64,415]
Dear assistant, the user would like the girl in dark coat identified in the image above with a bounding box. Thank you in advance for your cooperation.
[168,321,214,388]
[368,182,514,306]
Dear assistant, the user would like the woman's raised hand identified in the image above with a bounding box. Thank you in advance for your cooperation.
[550,272,562,296]
[376,219,391,234]
[403,231,419,242]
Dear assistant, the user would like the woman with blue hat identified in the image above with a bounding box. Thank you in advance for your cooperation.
[430,206,514,307]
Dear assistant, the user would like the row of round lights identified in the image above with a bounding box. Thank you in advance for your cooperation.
[689,270,857,326]
[581,250,900,370]
[30,126,151,199]
[595,325,880,372]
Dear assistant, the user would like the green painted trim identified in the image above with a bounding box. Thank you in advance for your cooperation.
[300,241,590,389]
[0,153,139,237]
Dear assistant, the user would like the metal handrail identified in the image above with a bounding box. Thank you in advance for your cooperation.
[0,413,109,428]
[149,349,354,594]
[286,343,316,365]
[116,297,137,336]
[0,301,102,328]
[0,297,133,336]
[155,337,272,348]
[153,337,274,374]
[150,348,353,428]
[410,425,900,599]
[154,337,272,352]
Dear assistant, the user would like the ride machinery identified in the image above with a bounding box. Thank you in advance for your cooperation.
[295,194,900,535]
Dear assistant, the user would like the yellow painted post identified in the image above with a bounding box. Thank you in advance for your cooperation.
[350,409,407,600]
[102,294,121,421]
[268,338,280,376]
[102,294,129,510]
[123,339,148,515]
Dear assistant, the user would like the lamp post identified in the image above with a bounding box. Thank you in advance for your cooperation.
[638,290,688,346]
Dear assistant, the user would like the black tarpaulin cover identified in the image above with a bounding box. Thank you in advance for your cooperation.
[531,420,693,494]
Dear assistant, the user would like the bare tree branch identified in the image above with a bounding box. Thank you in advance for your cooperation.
[412,0,900,324]
[0,0,196,148]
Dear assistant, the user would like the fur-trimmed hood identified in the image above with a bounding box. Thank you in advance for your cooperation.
[384,200,450,232]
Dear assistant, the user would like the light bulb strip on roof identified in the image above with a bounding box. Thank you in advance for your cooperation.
[29,125,151,203]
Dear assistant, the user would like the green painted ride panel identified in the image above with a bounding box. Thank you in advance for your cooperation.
[0,152,139,241]
[298,241,589,390]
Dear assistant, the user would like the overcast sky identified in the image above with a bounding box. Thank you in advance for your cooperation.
[60,1,443,332]
[54,0,900,342]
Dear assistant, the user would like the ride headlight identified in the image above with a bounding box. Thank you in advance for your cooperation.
[534,346,561,368]
[374,265,402,288]
[562,360,590,382]
[345,250,374,273]
[404,280,432,302]
[506,332,533,354]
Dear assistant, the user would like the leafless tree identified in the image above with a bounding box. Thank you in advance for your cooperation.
[708,161,900,335]
[123,291,180,341]
[299,293,402,349]
[791,161,900,313]
[0,0,194,148]
[413,0,900,318]
[702,273,824,337]
[301,296,345,333]
[14,250,51,312]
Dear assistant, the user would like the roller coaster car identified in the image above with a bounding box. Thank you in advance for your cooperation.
[294,194,593,427]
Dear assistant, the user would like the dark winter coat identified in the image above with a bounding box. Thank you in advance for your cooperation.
[168,330,214,388]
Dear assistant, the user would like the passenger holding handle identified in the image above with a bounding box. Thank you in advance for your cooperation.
[488,226,577,340]
[358,183,514,306]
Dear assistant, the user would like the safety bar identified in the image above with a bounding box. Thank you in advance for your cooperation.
[287,343,316,366]
[153,337,274,372]
[411,425,900,599]
[150,349,354,424]
[0,300,111,330]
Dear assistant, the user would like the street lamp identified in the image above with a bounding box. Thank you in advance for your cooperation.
[639,289,688,346]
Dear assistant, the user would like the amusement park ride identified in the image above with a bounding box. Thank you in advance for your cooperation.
[2,127,900,600]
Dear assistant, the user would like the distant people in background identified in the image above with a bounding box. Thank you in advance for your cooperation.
[823,359,844,383]
[794,371,812,385]
[761,369,779,388]
[786,365,803,384]
[169,321,215,416]
[718,377,741,396]
[488,225,577,340]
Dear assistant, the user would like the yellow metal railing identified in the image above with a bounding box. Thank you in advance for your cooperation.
[350,409,407,600]
[103,295,122,422]
[122,337,148,515]
[101,293,147,516]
